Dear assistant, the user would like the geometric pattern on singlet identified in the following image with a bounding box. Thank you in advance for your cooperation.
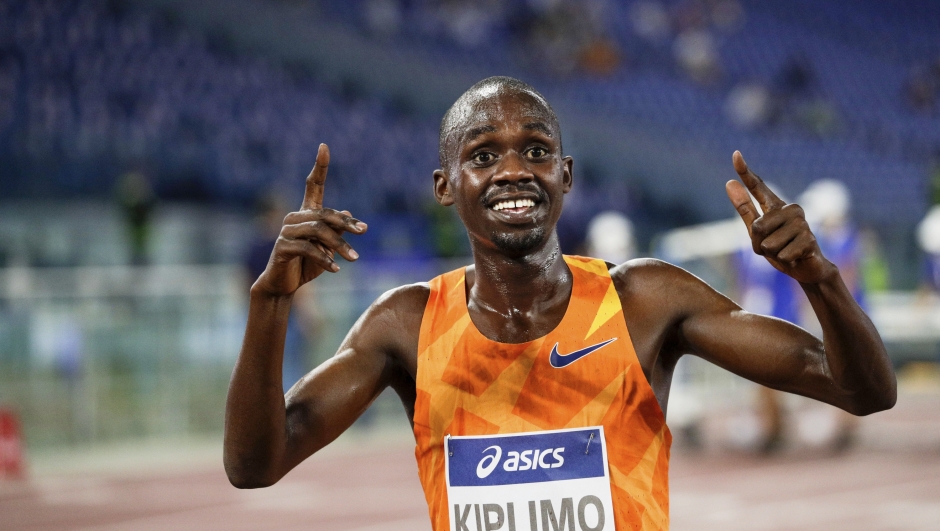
[413,255,671,530]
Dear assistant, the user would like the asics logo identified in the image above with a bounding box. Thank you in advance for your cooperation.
[476,446,501,478]
[549,338,617,368]
[475,445,566,479]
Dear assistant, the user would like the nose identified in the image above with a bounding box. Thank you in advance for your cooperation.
[493,150,533,186]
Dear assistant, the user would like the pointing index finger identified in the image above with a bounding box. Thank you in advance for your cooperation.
[302,143,330,210]
[732,150,784,213]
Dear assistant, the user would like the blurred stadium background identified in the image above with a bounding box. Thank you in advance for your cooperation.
[1,0,939,529]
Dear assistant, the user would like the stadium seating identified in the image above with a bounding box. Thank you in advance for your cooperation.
[2,0,937,245]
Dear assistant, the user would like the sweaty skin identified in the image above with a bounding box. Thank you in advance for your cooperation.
[223,79,896,489]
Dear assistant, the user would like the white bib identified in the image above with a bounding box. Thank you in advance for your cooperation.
[444,426,615,531]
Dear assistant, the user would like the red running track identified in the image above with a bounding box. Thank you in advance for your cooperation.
[2,442,939,531]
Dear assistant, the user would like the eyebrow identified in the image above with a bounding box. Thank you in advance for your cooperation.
[523,121,553,137]
[458,120,554,146]
[463,124,498,142]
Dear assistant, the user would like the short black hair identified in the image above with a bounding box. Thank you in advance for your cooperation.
[438,76,561,170]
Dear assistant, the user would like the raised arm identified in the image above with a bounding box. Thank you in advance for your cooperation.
[223,144,422,488]
[668,152,895,415]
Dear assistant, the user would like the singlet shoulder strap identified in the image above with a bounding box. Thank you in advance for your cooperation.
[417,267,468,358]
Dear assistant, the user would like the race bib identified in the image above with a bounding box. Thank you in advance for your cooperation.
[445,426,615,531]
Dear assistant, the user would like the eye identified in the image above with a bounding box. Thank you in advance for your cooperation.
[526,146,548,159]
[472,152,494,164]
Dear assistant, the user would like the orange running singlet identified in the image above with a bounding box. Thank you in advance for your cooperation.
[414,256,671,531]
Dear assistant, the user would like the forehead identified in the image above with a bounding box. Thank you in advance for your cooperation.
[447,89,557,145]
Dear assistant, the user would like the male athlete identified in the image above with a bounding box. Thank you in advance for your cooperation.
[224,77,896,530]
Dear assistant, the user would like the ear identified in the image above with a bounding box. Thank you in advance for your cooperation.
[561,156,574,194]
[433,169,454,206]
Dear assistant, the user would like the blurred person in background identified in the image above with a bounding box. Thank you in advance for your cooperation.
[426,197,470,259]
[905,55,940,114]
[673,27,720,85]
[115,170,155,266]
[917,204,940,292]
[798,180,866,311]
[726,55,839,138]
[670,0,746,86]
[773,56,840,138]
[725,81,773,130]
[520,0,622,77]
[585,210,636,263]
[224,77,895,530]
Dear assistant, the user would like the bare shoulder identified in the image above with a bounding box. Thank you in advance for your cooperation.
[609,258,698,296]
[360,281,431,336]
[350,281,430,371]
[370,281,431,315]
[609,258,734,318]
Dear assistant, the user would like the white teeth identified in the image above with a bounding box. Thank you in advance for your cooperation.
[492,199,535,211]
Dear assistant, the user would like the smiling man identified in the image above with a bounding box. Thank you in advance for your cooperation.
[223,77,896,531]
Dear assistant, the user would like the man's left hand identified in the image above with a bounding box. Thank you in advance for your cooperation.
[726,150,838,284]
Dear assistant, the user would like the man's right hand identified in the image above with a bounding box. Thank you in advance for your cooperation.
[252,143,367,297]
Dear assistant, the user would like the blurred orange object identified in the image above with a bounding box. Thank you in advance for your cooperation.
[0,408,25,479]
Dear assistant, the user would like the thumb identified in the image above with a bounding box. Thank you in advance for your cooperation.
[726,179,758,236]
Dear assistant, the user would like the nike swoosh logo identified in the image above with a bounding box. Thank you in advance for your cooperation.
[549,338,617,368]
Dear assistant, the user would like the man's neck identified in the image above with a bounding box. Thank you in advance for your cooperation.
[465,235,572,343]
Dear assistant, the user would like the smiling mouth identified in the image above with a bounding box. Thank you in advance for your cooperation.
[491,198,536,213]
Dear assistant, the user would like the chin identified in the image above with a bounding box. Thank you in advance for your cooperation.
[492,227,546,255]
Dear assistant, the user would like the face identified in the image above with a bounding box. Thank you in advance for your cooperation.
[434,90,573,257]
